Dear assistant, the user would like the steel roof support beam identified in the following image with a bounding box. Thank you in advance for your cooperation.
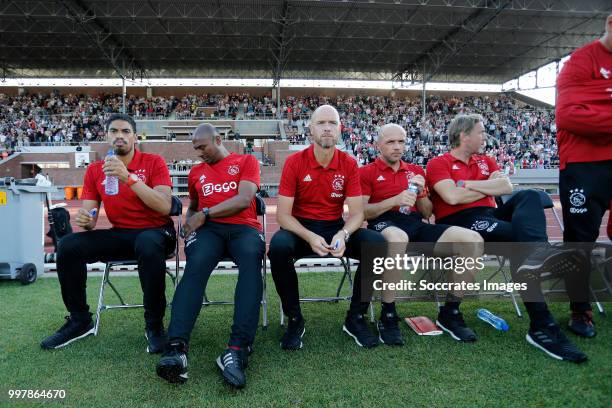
[58,0,144,81]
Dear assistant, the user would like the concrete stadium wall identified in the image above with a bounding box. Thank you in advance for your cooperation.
[0,153,23,178]
[264,141,290,164]
[135,119,280,139]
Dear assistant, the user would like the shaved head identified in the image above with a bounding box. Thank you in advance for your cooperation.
[191,123,227,164]
[192,123,218,141]
[377,123,407,165]
[309,104,341,149]
[311,104,340,124]
[379,123,407,142]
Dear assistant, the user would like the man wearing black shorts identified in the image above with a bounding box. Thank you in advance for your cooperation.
[427,114,587,363]
[268,105,387,349]
[155,124,265,388]
[361,123,483,345]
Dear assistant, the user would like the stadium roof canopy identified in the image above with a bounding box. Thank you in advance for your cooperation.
[1,0,610,84]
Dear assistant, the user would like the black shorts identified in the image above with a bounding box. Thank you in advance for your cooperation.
[368,211,450,243]
[559,160,612,242]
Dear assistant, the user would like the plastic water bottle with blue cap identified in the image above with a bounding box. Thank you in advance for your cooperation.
[476,308,509,331]
[104,148,119,196]
[399,180,420,215]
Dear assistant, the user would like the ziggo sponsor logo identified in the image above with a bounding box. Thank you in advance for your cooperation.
[202,181,238,196]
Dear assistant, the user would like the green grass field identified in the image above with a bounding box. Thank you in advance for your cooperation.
[0,273,610,408]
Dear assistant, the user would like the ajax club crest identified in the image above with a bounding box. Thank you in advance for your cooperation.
[228,165,240,176]
[332,174,345,191]
[476,160,489,176]
[569,188,587,213]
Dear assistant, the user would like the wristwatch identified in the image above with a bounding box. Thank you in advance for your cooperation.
[201,207,210,221]
[126,173,139,187]
[342,228,350,242]
[456,180,466,188]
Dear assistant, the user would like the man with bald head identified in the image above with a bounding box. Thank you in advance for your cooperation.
[268,105,387,350]
[360,123,483,344]
[156,123,265,389]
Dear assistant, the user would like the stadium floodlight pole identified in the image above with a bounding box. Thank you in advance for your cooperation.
[122,76,126,115]
[421,63,427,124]
[554,59,560,104]
[277,82,281,120]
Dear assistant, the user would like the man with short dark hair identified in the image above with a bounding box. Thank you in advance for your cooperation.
[426,113,587,363]
[268,105,387,350]
[556,14,612,338]
[41,113,176,353]
[156,123,265,389]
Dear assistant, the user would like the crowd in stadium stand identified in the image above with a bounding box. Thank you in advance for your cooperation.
[0,92,177,153]
[282,94,558,169]
[0,91,558,169]
[174,93,279,119]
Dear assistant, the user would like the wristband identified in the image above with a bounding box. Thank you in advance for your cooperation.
[417,187,428,199]
[126,174,139,187]
[342,228,350,242]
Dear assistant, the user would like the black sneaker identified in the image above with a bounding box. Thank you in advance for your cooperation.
[280,317,305,350]
[40,316,94,350]
[436,308,476,342]
[216,348,248,389]
[343,313,379,348]
[568,311,597,338]
[377,312,405,346]
[156,341,189,384]
[145,325,167,354]
[526,323,587,363]
[517,247,581,279]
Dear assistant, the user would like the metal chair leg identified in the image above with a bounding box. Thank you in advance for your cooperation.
[501,268,523,318]
[94,263,110,336]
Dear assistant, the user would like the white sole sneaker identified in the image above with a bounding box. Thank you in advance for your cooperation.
[342,325,365,347]
[50,326,95,349]
[525,333,563,361]
[435,320,462,341]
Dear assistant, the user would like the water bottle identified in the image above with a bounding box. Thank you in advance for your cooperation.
[399,182,420,214]
[104,148,119,196]
[476,308,509,331]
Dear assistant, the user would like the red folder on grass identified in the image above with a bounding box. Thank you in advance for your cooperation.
[404,316,443,336]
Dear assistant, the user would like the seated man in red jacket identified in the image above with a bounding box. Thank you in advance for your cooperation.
[555,14,612,338]
[427,114,587,363]
[156,124,265,389]
[360,123,484,345]
[41,114,175,353]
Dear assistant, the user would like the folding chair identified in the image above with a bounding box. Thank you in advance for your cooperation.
[93,195,183,335]
[200,194,269,328]
[279,254,361,326]
[485,189,556,317]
